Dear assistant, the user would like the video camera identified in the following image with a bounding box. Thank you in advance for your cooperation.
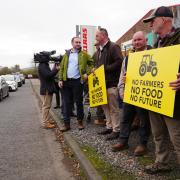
[34,50,62,65]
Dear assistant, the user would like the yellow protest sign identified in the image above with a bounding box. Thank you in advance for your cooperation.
[88,65,107,107]
[124,45,180,117]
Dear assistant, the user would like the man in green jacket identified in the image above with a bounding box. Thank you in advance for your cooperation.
[143,6,180,174]
[58,37,94,132]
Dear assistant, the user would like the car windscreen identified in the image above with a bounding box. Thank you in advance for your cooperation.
[4,75,15,81]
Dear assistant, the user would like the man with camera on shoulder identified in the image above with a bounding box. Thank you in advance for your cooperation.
[36,51,60,129]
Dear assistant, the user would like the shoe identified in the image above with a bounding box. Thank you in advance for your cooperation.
[105,132,119,141]
[78,121,84,130]
[43,122,56,129]
[54,105,60,109]
[98,129,112,135]
[144,162,172,174]
[48,119,56,125]
[94,119,106,126]
[60,123,71,132]
[112,143,129,152]
[134,145,147,156]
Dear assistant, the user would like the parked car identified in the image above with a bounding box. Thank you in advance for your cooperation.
[19,74,25,84]
[0,76,9,101]
[15,74,22,87]
[2,74,18,91]
[27,74,33,79]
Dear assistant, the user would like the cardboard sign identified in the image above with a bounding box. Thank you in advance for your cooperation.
[88,65,107,107]
[124,45,180,117]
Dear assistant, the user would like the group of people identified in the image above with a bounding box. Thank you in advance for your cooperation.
[38,6,180,174]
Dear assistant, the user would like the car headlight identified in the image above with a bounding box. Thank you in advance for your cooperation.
[9,82,16,86]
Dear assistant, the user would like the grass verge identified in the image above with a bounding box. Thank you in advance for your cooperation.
[80,145,136,180]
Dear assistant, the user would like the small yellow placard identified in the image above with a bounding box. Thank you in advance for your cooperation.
[124,45,180,117]
[88,65,107,107]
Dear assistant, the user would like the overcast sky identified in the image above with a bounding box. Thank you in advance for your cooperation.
[0,0,179,68]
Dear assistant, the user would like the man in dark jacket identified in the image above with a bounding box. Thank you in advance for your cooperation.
[38,57,59,129]
[95,28,123,140]
[143,6,180,174]
[92,43,106,126]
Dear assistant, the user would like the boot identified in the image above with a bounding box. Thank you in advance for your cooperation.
[144,162,172,174]
[48,119,56,125]
[105,132,119,141]
[112,143,129,152]
[98,128,112,135]
[43,122,56,129]
[60,123,71,132]
[134,145,147,156]
[94,119,106,126]
[78,121,84,130]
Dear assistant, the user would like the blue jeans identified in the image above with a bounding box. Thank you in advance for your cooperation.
[61,78,84,123]
[119,103,150,145]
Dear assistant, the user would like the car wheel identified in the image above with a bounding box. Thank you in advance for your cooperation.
[0,90,3,101]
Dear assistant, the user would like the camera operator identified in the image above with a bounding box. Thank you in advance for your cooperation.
[37,52,60,129]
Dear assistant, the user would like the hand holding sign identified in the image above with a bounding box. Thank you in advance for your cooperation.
[123,72,127,84]
[169,73,180,91]
[83,74,88,81]
[91,68,96,75]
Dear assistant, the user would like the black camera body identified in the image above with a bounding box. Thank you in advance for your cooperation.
[51,55,63,65]
[34,50,62,65]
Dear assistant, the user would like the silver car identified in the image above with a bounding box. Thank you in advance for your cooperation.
[0,76,9,101]
[2,74,18,91]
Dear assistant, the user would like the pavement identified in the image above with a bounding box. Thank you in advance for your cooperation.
[0,80,75,180]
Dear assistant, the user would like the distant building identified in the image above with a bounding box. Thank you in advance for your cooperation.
[116,4,180,56]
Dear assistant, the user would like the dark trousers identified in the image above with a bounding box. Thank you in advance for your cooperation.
[61,78,84,123]
[119,103,150,145]
[55,82,60,106]
[96,106,105,120]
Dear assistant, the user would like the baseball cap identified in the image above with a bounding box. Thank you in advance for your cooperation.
[143,6,173,23]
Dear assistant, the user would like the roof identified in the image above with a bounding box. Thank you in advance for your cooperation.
[116,4,180,44]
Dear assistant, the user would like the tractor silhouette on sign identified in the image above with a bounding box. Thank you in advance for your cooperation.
[139,54,158,77]
[93,76,99,87]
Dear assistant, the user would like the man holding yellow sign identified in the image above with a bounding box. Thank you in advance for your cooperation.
[112,31,151,156]
[142,6,180,174]
[93,28,123,141]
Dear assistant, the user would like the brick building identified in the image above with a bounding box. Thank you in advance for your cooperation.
[116,4,180,55]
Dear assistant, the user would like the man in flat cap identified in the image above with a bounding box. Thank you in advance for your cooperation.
[143,6,180,174]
